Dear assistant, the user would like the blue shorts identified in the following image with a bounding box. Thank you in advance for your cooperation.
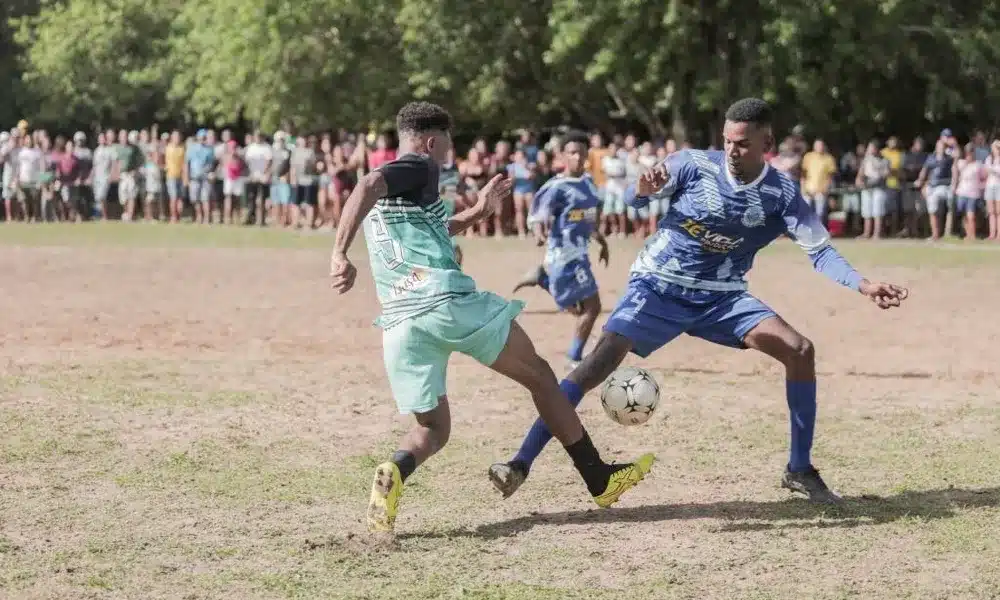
[539,262,599,310]
[604,278,777,357]
[271,181,292,206]
[956,195,979,214]
[166,178,183,201]
[602,186,625,215]
[189,179,213,205]
[513,180,535,195]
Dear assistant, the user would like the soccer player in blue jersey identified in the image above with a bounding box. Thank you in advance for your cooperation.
[511,132,610,370]
[489,98,908,503]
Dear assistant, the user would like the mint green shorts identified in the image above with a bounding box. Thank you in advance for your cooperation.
[382,291,525,414]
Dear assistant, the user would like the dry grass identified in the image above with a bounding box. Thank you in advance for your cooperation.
[2,223,1000,599]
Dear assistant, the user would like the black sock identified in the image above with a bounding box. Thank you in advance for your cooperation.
[391,450,417,482]
[563,430,610,496]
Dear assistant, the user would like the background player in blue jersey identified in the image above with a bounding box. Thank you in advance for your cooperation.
[511,132,610,370]
[489,98,909,503]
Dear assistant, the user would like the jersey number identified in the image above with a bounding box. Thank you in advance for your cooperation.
[368,210,404,270]
[574,266,590,285]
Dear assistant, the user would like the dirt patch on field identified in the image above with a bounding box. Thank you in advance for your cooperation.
[2,235,999,599]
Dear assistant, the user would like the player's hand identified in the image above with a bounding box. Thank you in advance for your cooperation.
[598,242,610,267]
[859,280,908,309]
[476,173,513,218]
[330,252,357,294]
[637,165,669,196]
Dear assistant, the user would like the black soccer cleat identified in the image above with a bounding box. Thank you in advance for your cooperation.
[512,265,546,294]
[781,465,843,504]
[488,460,528,499]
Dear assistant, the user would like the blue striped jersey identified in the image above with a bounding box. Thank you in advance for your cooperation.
[627,149,833,292]
[531,174,601,272]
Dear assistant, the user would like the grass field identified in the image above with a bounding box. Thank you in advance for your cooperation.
[2,223,1000,599]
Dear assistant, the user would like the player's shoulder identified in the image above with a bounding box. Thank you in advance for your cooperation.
[670,148,724,170]
[537,174,564,193]
[762,165,799,205]
[385,152,433,167]
[665,148,696,165]
[541,172,587,191]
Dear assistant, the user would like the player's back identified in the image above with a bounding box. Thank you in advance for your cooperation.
[364,153,475,328]
[538,175,600,270]
[632,149,797,292]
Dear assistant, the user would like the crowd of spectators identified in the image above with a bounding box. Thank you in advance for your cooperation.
[2,119,998,241]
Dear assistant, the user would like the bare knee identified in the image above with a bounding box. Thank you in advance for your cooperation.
[413,400,451,451]
[582,294,602,319]
[567,331,631,392]
[785,335,814,370]
[521,351,559,395]
[744,318,815,377]
[489,322,561,394]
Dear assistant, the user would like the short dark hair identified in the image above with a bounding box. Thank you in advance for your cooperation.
[561,129,589,151]
[724,98,773,125]
[396,102,452,136]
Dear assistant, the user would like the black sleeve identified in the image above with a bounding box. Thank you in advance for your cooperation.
[377,154,432,199]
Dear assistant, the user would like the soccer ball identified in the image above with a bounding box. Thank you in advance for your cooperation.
[600,366,660,426]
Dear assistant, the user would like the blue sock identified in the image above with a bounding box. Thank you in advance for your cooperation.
[786,380,817,472]
[512,379,585,472]
[567,337,585,362]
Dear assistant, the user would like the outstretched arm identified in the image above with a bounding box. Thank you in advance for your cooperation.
[782,184,908,308]
[449,173,511,236]
[624,151,689,208]
[592,228,610,266]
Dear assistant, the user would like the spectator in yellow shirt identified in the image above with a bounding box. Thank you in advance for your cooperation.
[881,136,904,232]
[800,139,837,220]
[164,131,186,223]
[586,132,609,192]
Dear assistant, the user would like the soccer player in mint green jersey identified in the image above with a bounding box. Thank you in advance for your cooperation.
[330,102,655,534]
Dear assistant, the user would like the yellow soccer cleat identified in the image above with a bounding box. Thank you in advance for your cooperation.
[366,462,403,533]
[592,453,656,508]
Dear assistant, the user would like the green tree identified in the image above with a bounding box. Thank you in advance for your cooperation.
[0,0,39,127]
[169,0,408,132]
[397,0,556,133]
[14,0,178,128]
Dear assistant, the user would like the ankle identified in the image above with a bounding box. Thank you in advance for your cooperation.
[509,459,529,476]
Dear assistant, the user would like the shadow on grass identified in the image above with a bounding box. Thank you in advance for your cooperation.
[670,367,934,380]
[400,486,1000,541]
[521,308,614,316]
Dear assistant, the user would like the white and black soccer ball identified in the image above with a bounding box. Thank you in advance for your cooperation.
[600,366,660,426]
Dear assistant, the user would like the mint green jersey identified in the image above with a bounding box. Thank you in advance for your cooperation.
[363,153,476,328]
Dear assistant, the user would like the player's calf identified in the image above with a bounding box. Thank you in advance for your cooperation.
[367,399,451,532]
[568,294,602,365]
[744,317,839,502]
